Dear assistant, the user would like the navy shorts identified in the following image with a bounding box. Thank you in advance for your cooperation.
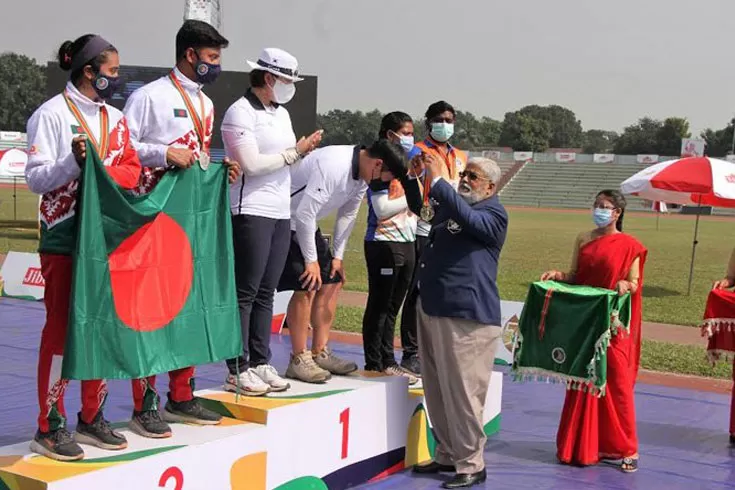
[277,228,343,291]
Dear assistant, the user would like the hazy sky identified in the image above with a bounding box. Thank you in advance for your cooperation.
[2,0,733,135]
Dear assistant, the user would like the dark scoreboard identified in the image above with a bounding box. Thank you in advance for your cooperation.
[46,63,319,151]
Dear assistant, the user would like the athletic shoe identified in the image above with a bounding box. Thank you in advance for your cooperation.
[129,410,172,439]
[30,428,84,461]
[224,369,270,396]
[162,398,222,426]
[729,434,734,446]
[253,364,290,392]
[400,356,422,377]
[286,350,331,384]
[313,346,358,375]
[74,412,128,450]
[384,365,419,385]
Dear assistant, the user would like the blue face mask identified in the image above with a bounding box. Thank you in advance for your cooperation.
[194,58,221,84]
[593,208,613,228]
[398,135,414,153]
[430,122,454,143]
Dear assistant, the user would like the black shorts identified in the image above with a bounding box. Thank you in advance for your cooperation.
[278,228,343,291]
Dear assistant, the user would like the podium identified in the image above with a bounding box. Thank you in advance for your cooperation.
[0,372,502,489]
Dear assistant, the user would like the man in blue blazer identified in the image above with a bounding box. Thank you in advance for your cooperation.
[412,155,508,489]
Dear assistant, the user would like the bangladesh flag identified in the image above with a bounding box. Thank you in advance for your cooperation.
[61,148,241,380]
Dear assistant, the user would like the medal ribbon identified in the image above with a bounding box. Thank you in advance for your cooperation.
[421,146,457,208]
[168,72,207,151]
[63,92,109,159]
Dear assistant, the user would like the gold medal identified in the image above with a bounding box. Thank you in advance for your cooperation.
[199,152,210,170]
[420,204,435,222]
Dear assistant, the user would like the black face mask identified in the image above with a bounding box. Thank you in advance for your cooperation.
[368,179,390,192]
[93,74,122,100]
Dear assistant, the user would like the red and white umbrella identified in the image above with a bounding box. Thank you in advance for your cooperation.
[620,156,735,295]
[621,156,735,206]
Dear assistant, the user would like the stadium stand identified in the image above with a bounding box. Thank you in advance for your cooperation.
[499,161,651,210]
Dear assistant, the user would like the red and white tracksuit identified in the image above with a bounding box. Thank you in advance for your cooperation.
[26,82,141,432]
[123,66,214,411]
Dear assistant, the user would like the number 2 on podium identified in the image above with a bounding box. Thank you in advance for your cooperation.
[339,408,350,459]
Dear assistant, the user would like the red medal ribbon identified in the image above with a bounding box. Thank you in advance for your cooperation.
[168,72,207,151]
[63,92,109,159]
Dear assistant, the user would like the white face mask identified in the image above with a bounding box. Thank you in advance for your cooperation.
[272,79,296,104]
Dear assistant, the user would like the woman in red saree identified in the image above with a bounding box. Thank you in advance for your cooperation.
[541,190,647,473]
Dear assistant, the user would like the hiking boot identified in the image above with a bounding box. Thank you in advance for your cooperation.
[30,428,84,461]
[400,356,422,376]
[253,364,290,392]
[129,410,172,439]
[162,398,222,425]
[313,346,358,375]
[286,350,331,384]
[385,365,419,386]
[74,412,128,450]
[224,369,270,396]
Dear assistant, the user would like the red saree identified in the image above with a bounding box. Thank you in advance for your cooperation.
[556,232,647,465]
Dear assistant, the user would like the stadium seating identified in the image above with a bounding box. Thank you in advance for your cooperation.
[499,161,650,210]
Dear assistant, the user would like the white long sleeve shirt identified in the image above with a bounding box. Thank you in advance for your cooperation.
[222,89,297,219]
[25,81,140,253]
[123,67,214,194]
[289,145,367,263]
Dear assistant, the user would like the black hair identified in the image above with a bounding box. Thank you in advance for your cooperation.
[175,20,229,61]
[366,139,408,179]
[249,69,268,88]
[425,100,456,122]
[378,112,413,139]
[596,189,626,232]
[57,35,117,84]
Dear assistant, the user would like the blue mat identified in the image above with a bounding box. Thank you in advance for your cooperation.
[1,297,733,489]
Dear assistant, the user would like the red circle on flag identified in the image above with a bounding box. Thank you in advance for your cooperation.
[108,212,193,332]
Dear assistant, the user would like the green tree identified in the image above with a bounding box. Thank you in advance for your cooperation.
[498,111,552,152]
[700,119,735,157]
[655,117,691,156]
[316,109,384,146]
[613,117,662,155]
[0,52,46,131]
[516,104,584,148]
[582,129,618,153]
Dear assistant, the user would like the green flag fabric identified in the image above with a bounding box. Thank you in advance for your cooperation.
[511,281,631,396]
[61,148,241,380]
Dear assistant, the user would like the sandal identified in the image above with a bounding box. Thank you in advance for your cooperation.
[621,457,638,473]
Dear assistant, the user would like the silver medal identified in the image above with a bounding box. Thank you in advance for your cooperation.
[199,152,210,170]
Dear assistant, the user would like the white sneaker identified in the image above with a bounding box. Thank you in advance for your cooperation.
[384,365,419,386]
[224,368,270,396]
[253,364,290,392]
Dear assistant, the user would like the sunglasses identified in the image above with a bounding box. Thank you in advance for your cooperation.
[459,170,489,182]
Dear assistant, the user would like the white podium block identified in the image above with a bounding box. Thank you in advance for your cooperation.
[198,373,412,489]
[0,419,268,490]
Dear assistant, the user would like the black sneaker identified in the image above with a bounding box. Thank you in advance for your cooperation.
[30,428,84,461]
[74,412,128,450]
[729,434,734,447]
[401,356,422,377]
[130,410,173,439]
[162,398,222,426]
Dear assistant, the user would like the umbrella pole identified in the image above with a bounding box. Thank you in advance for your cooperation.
[686,204,702,296]
[656,211,660,231]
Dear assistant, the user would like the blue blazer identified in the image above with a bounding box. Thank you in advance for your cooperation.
[418,179,508,326]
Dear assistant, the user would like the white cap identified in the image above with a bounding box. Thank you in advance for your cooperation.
[246,47,303,82]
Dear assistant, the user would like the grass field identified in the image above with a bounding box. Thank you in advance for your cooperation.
[4,185,735,327]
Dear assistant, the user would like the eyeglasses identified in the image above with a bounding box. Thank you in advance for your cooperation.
[459,170,489,182]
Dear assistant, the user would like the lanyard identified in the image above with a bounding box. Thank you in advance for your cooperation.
[168,72,207,149]
[63,92,109,159]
